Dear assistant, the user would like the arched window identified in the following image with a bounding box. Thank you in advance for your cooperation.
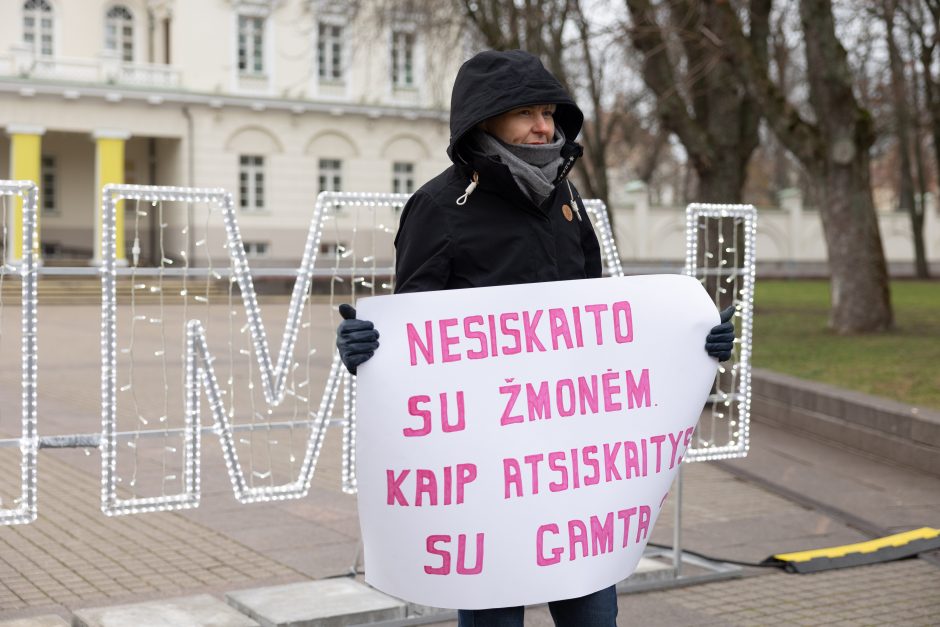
[23,0,54,57]
[105,5,134,63]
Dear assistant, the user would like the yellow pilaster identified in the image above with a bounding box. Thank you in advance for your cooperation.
[93,130,130,263]
[6,126,45,264]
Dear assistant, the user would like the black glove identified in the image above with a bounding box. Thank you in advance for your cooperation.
[705,306,736,362]
[336,304,379,375]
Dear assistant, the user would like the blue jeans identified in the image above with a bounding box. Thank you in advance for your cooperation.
[456,585,618,627]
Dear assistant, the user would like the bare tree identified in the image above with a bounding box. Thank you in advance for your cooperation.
[902,0,940,221]
[718,0,893,333]
[903,2,936,248]
[881,0,929,277]
[623,0,769,203]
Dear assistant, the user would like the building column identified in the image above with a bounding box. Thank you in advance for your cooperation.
[5,125,45,265]
[779,187,803,263]
[924,192,937,263]
[92,130,131,264]
[624,181,649,259]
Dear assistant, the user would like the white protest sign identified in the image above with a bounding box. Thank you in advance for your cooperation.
[355,275,718,609]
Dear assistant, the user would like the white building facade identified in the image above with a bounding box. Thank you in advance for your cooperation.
[3,0,936,273]
[0,0,459,265]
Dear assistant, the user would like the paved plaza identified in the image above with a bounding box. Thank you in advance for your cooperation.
[0,304,938,624]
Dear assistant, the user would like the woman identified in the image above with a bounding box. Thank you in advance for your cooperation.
[337,49,735,627]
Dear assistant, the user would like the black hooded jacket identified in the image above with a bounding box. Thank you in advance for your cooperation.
[393,50,602,294]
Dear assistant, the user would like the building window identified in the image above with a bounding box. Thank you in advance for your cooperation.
[238,15,265,75]
[105,5,134,62]
[23,0,54,57]
[317,22,343,82]
[239,155,265,211]
[319,241,346,256]
[318,159,342,193]
[391,31,415,87]
[41,155,56,214]
[243,241,268,257]
[392,162,414,194]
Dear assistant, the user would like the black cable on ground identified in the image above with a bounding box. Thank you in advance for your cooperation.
[646,542,785,569]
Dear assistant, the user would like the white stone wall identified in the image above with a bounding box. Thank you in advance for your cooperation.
[613,184,940,270]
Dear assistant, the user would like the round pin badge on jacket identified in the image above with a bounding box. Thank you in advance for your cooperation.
[562,204,573,221]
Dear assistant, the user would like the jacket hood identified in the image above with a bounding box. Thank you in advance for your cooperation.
[446,50,584,163]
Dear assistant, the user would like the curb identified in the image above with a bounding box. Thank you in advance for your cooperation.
[751,368,940,476]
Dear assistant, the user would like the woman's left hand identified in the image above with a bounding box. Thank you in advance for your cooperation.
[705,306,736,361]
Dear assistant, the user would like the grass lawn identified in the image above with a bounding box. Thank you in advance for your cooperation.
[752,280,940,411]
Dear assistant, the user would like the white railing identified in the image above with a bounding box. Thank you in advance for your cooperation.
[29,55,101,82]
[3,48,180,88]
[114,60,180,88]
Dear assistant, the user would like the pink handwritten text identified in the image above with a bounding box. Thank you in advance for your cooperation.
[405,391,467,437]
[405,301,634,366]
[536,504,652,566]
[503,428,694,498]
[499,368,651,426]
[387,463,478,506]
[425,533,485,575]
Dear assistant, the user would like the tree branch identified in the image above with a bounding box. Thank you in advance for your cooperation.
[712,0,824,167]
[625,0,715,170]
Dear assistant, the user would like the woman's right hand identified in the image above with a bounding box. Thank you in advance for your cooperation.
[335,304,380,375]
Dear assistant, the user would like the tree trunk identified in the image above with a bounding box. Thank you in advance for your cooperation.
[917,3,940,244]
[800,0,893,331]
[716,0,893,332]
[695,150,750,203]
[818,153,893,331]
[907,18,933,277]
[770,13,793,202]
[884,0,928,278]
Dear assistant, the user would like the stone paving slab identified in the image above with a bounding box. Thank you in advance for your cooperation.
[1,306,939,624]
[629,556,673,579]
[425,560,940,627]
[72,594,260,627]
[226,579,406,627]
[0,617,69,627]
[0,451,302,614]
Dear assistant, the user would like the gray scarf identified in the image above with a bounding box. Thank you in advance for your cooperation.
[471,128,566,205]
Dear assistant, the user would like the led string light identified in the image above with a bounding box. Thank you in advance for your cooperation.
[325,195,400,494]
[103,186,221,515]
[3,182,745,522]
[0,180,38,525]
[726,217,744,446]
[124,198,146,491]
[697,213,718,449]
[159,197,175,498]
[0,194,6,492]
[2,180,751,523]
[341,369,357,494]
[682,203,757,462]
[337,198,623,493]
[173,200,194,497]
[102,187,412,513]
[582,200,625,278]
[288,258,314,480]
